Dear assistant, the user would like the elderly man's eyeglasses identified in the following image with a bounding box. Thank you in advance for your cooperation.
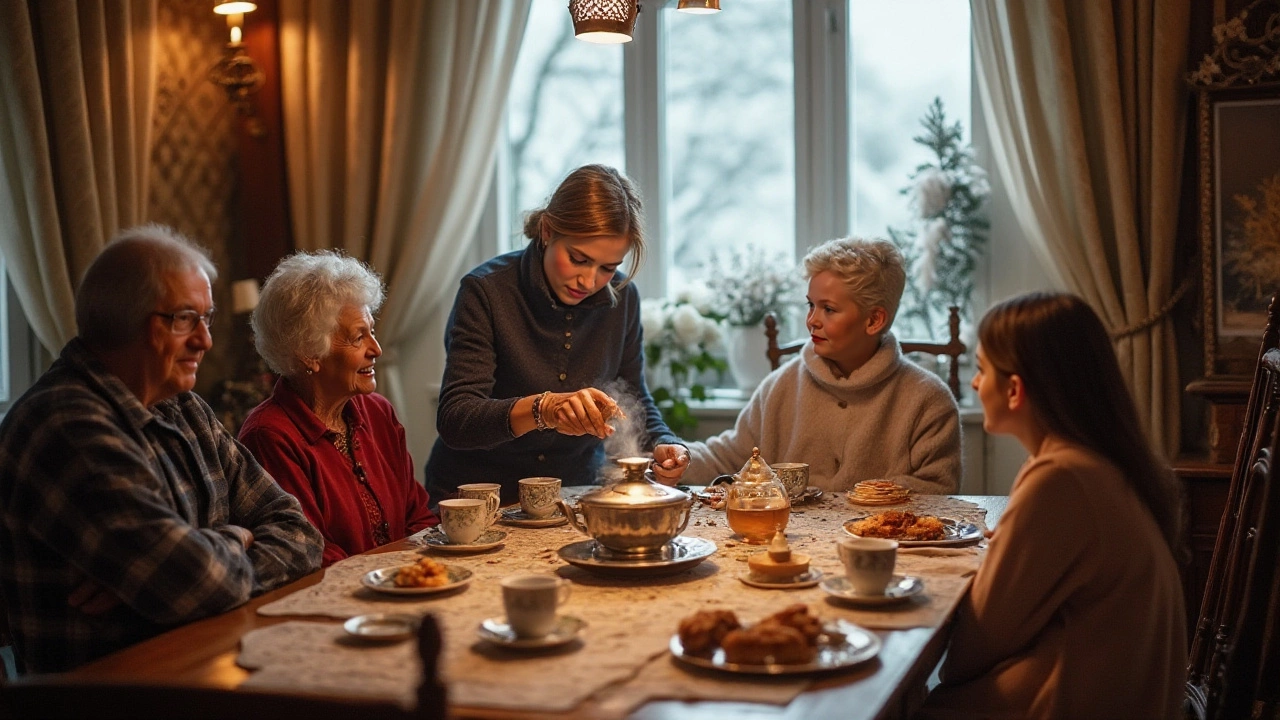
[154,309,215,334]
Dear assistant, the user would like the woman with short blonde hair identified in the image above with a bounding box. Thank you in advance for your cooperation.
[683,236,961,493]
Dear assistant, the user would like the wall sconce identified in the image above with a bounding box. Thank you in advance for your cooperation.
[209,1,266,137]
[569,0,640,44]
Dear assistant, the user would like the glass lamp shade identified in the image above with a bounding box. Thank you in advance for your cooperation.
[213,1,256,13]
[676,0,720,14]
[569,0,637,44]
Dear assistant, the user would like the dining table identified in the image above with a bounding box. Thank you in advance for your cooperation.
[63,490,1007,720]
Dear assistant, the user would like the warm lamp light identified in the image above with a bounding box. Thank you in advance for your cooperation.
[568,0,639,44]
[677,0,720,13]
[208,1,265,136]
[231,279,261,314]
[213,1,256,14]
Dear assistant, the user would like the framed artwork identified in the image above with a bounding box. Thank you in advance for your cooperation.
[1191,0,1280,376]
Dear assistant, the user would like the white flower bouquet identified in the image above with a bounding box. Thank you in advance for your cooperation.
[640,286,727,433]
[700,245,803,327]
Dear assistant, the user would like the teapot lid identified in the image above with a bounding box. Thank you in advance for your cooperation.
[579,457,690,508]
[735,447,779,484]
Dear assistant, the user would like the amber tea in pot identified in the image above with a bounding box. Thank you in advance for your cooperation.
[724,447,791,544]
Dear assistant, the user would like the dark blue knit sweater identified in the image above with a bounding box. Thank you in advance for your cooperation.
[423,243,681,504]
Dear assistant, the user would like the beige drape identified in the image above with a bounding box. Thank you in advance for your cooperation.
[0,0,157,354]
[973,0,1189,455]
[278,0,530,414]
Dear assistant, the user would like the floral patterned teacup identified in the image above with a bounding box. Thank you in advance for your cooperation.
[772,462,809,500]
[457,483,502,528]
[438,498,487,545]
[518,477,562,518]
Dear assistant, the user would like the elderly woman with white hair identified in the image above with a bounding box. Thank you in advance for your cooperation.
[683,237,962,493]
[239,251,437,566]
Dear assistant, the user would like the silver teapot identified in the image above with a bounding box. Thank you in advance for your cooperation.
[558,457,693,555]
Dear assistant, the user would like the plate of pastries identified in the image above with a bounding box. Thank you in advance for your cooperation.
[843,510,982,547]
[669,604,880,674]
[362,557,474,595]
[846,480,911,506]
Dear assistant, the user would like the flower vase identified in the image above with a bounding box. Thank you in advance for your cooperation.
[725,324,772,390]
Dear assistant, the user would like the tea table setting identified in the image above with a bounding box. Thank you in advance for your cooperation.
[63,458,1006,720]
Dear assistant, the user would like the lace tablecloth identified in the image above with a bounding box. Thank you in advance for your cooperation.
[244,492,987,716]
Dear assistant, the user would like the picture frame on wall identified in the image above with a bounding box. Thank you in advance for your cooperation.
[1190,0,1280,376]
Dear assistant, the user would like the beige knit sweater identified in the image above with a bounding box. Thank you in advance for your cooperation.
[922,437,1186,719]
[684,333,961,493]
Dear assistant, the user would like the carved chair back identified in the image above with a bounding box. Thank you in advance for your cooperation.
[764,306,967,398]
[1185,294,1280,720]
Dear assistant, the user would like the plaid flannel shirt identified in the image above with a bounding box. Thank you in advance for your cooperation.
[0,339,322,673]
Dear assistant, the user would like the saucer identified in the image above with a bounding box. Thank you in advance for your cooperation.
[557,536,717,577]
[477,615,586,649]
[820,574,924,606]
[343,613,419,642]
[421,527,508,552]
[738,568,823,589]
[501,507,568,528]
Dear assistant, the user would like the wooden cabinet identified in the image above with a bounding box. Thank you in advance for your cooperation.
[1172,457,1232,639]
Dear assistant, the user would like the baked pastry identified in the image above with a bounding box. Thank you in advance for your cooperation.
[746,531,810,580]
[847,480,911,506]
[677,609,741,654]
[758,603,824,646]
[394,557,450,588]
[848,510,946,541]
[721,624,815,665]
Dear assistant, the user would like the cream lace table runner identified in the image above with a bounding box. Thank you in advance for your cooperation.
[244,492,986,716]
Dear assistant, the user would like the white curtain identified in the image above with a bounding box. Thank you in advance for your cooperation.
[973,0,1189,455]
[278,0,530,414]
[0,0,157,354]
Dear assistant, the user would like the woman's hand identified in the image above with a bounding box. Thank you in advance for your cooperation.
[650,444,690,485]
[543,388,621,439]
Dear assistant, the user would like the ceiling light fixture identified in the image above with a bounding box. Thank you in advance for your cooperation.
[569,0,641,44]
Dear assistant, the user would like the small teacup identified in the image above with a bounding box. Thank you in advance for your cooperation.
[518,477,562,519]
[438,498,486,545]
[456,483,502,528]
[837,537,898,595]
[501,574,571,638]
[773,462,810,500]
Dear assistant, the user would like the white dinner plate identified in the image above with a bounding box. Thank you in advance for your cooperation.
[820,574,924,606]
[361,563,473,595]
[669,618,880,675]
[476,615,586,649]
[842,514,983,547]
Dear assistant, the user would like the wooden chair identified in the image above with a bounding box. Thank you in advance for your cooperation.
[764,305,967,398]
[0,614,448,719]
[1185,294,1280,720]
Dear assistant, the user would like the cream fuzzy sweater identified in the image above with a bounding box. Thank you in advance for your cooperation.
[684,334,961,493]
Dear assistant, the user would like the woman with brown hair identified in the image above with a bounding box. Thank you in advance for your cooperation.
[921,291,1185,719]
[424,165,688,504]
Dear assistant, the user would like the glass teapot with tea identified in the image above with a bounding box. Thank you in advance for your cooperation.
[724,447,791,544]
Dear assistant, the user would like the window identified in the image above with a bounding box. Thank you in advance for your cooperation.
[0,258,40,417]
[497,0,972,311]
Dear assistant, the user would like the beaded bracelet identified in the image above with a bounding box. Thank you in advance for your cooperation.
[532,390,553,431]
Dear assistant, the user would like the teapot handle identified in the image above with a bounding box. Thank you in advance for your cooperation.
[557,499,588,536]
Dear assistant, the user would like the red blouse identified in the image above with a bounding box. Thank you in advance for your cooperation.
[239,379,438,566]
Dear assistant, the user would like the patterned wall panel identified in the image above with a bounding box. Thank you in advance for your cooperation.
[149,0,240,398]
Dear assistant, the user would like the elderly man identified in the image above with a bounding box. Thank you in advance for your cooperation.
[0,225,322,674]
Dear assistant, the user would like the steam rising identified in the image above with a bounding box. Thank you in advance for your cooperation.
[602,379,648,462]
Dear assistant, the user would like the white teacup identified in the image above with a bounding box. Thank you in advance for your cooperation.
[438,498,487,545]
[518,477,562,518]
[501,574,571,638]
[837,537,898,595]
[773,462,810,500]
[456,483,502,528]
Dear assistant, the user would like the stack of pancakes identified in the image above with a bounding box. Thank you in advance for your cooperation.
[846,480,910,506]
